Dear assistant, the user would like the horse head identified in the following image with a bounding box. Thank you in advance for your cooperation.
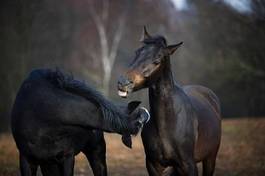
[117,26,183,98]
[119,101,150,148]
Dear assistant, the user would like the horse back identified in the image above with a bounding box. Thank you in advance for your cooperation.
[184,85,221,115]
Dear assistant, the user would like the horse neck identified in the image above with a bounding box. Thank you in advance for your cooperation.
[147,58,197,135]
[61,80,130,134]
[151,56,175,94]
[148,56,182,122]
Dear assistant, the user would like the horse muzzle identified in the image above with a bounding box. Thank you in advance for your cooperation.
[117,76,134,98]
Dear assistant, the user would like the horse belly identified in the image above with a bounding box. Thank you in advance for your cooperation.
[17,125,90,161]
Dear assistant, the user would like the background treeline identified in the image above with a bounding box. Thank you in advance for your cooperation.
[0,0,264,131]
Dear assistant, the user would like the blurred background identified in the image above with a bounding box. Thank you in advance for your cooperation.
[0,0,264,175]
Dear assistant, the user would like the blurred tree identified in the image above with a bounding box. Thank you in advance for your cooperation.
[87,0,128,96]
[186,0,265,116]
[1,0,265,132]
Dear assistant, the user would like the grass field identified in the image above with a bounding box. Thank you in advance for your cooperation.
[0,118,264,176]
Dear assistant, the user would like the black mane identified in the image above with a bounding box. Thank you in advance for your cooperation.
[143,35,167,47]
[130,35,168,66]
[28,69,128,132]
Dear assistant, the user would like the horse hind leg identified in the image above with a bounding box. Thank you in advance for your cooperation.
[62,154,75,176]
[202,155,217,176]
[82,134,107,176]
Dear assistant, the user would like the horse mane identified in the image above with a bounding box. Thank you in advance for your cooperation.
[130,35,167,66]
[29,68,128,132]
[143,35,167,47]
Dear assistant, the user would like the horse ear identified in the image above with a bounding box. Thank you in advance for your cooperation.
[121,134,132,148]
[127,101,141,114]
[166,42,183,55]
[140,26,151,42]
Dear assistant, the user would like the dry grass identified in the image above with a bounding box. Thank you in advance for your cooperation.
[0,118,264,176]
[215,118,265,176]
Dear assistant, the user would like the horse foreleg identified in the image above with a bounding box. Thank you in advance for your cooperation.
[202,154,217,176]
[177,159,198,176]
[62,154,75,176]
[162,167,179,176]
[146,158,166,176]
[19,154,38,176]
[83,138,107,176]
[85,147,107,176]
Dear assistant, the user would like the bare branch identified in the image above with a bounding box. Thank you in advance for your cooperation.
[109,15,126,68]
[87,0,128,95]
[88,3,109,68]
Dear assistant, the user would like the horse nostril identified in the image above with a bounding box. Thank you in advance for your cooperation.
[118,76,132,87]
[125,79,131,85]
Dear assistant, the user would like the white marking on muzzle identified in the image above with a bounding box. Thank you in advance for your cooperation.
[118,90,128,97]
[140,107,150,123]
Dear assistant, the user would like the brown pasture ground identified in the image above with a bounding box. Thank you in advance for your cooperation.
[0,118,264,176]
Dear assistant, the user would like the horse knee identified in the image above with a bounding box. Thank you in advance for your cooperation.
[146,159,165,176]
[178,160,198,176]
[163,167,178,176]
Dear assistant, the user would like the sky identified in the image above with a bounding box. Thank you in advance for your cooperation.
[171,0,252,13]
[171,0,189,10]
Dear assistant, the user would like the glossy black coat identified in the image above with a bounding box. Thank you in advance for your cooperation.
[12,69,149,176]
[118,30,221,176]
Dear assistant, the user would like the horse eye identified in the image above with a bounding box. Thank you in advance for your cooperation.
[153,59,160,65]
[158,54,162,58]
[142,68,150,77]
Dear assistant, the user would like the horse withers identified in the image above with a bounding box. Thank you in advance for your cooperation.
[11,69,150,176]
[117,27,221,176]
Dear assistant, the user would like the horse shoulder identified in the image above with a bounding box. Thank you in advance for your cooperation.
[170,87,198,142]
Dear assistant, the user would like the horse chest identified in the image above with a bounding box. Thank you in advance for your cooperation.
[142,122,176,166]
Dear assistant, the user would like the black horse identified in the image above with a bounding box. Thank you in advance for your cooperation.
[11,69,150,176]
[117,27,221,176]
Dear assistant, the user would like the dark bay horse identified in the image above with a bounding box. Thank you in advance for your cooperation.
[117,27,221,176]
[12,69,150,176]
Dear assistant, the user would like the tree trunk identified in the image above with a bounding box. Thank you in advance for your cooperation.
[102,68,111,96]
